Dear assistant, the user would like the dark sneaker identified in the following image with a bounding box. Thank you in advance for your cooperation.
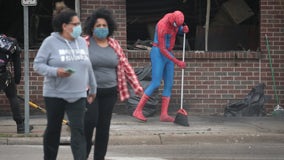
[17,123,34,134]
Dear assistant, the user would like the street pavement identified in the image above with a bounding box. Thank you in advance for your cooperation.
[0,113,284,145]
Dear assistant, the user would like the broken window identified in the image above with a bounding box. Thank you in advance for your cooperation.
[126,0,260,51]
[0,0,75,48]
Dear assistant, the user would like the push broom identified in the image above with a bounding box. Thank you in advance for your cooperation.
[174,33,189,127]
[265,34,283,115]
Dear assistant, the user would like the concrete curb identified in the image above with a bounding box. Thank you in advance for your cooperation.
[1,115,284,146]
[1,133,284,145]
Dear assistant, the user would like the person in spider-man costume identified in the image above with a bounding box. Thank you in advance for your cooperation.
[133,10,189,122]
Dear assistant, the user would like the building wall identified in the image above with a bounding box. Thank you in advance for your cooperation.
[0,0,283,116]
[81,0,127,48]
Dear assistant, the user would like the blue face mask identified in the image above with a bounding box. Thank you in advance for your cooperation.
[93,28,109,39]
[71,25,82,38]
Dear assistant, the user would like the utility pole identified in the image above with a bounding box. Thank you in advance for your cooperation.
[21,0,37,134]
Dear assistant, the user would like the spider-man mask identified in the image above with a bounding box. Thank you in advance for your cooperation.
[168,10,184,28]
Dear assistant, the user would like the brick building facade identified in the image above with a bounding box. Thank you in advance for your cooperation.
[0,0,283,116]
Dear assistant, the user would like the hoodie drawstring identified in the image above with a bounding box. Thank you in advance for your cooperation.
[65,39,80,57]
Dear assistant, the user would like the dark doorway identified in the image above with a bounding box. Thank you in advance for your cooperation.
[0,0,75,48]
[126,0,260,51]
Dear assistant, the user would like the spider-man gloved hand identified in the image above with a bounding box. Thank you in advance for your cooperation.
[183,25,189,33]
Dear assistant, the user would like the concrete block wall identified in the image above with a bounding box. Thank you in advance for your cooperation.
[0,0,283,116]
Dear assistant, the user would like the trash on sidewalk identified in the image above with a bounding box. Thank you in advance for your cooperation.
[272,105,284,117]
[224,83,269,117]
[127,65,159,117]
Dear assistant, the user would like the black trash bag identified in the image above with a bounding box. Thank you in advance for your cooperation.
[127,65,159,117]
[224,83,267,117]
[134,64,152,81]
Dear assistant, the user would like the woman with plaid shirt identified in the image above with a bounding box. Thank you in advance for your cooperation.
[83,8,143,160]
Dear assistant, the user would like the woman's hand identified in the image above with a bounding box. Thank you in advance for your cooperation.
[57,68,72,78]
[87,94,96,104]
[136,87,144,97]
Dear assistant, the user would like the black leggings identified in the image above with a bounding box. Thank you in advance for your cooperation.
[84,86,117,160]
[3,78,23,124]
[44,97,87,160]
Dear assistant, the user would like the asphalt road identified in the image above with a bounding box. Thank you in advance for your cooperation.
[1,143,284,160]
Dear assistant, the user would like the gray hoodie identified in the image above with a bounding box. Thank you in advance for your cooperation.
[33,32,97,102]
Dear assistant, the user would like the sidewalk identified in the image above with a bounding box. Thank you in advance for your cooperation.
[0,114,284,145]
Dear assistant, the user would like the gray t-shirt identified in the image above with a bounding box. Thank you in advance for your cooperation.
[89,38,118,88]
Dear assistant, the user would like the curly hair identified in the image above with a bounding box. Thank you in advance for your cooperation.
[52,8,77,33]
[84,8,117,37]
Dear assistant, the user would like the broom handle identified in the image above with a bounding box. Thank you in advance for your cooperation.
[180,33,186,109]
[265,34,279,105]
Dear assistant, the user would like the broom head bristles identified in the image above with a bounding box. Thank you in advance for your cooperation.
[174,108,189,126]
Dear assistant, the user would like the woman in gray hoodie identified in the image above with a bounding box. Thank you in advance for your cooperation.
[33,8,97,160]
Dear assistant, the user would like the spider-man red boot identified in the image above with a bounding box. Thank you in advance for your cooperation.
[160,96,174,122]
[132,94,149,122]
